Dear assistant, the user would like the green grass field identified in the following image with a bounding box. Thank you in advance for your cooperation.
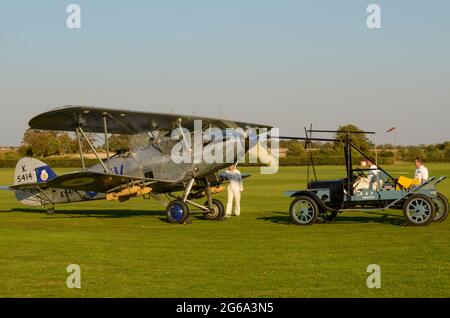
[1,164,450,298]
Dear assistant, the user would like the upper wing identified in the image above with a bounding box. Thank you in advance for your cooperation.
[28,106,272,134]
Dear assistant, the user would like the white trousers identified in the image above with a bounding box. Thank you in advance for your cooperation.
[226,186,241,216]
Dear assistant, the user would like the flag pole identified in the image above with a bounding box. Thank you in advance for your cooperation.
[394,128,397,148]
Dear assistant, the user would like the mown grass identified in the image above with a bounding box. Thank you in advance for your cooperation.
[0,164,449,298]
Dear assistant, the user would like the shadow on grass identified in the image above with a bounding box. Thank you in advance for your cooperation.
[4,207,215,224]
[7,207,165,219]
[258,211,405,226]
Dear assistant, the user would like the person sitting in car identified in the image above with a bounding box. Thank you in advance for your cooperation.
[354,158,381,192]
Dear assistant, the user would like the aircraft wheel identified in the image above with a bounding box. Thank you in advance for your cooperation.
[166,200,190,224]
[203,199,224,220]
[289,196,319,225]
[46,207,55,214]
[403,194,435,226]
[433,192,449,223]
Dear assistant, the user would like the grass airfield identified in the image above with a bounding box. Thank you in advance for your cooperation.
[0,164,449,298]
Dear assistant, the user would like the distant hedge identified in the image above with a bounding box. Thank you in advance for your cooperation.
[277,156,395,166]
[0,155,394,169]
[0,158,99,169]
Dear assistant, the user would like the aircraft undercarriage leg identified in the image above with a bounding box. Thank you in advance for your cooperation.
[46,206,56,214]
[202,180,225,221]
[37,185,56,214]
[166,178,195,224]
[182,178,195,202]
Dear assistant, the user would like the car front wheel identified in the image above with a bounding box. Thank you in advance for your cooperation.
[289,196,319,225]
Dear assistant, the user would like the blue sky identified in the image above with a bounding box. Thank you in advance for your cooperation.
[0,0,449,146]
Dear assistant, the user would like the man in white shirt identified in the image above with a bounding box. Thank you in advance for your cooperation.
[224,165,244,217]
[414,158,429,184]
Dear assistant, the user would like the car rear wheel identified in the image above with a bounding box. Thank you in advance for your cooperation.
[433,192,449,223]
[403,194,435,226]
[289,196,319,225]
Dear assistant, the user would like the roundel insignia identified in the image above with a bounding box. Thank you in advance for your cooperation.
[61,177,96,187]
[40,169,49,182]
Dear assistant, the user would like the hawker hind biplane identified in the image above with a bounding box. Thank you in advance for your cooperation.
[2,106,272,224]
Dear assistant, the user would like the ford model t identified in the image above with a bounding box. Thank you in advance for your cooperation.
[283,129,448,226]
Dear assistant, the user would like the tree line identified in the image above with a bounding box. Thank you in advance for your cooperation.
[0,125,448,164]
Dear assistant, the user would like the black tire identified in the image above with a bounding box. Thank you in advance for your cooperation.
[319,210,338,223]
[166,200,190,224]
[433,192,449,223]
[403,194,436,226]
[203,199,225,220]
[289,196,319,225]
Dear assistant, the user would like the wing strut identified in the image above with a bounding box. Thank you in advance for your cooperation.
[177,118,192,156]
[78,127,109,173]
[75,128,86,170]
[102,113,111,172]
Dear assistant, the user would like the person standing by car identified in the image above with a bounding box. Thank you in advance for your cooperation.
[414,157,429,184]
[224,164,244,217]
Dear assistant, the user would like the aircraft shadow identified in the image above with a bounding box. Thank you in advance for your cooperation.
[258,211,405,226]
[4,208,214,223]
[7,208,165,219]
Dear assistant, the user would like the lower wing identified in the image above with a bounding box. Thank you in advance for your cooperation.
[9,171,172,194]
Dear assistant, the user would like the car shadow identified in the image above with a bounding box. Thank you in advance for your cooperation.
[258,211,405,226]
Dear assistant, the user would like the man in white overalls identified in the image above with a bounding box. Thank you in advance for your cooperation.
[224,165,244,217]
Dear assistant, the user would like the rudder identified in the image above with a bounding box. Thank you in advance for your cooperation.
[13,158,57,207]
[14,157,57,186]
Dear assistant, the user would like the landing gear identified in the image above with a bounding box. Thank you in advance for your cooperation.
[165,177,225,224]
[46,205,56,214]
[166,200,190,224]
[203,199,225,220]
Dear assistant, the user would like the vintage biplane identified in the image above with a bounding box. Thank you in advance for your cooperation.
[3,106,272,224]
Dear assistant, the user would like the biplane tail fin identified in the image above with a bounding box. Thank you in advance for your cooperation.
[6,158,58,206]
[0,158,58,206]
[13,157,57,186]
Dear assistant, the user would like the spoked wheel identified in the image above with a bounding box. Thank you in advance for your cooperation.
[403,194,435,226]
[166,200,190,224]
[203,199,225,220]
[289,196,319,225]
[433,192,449,223]
[319,210,338,223]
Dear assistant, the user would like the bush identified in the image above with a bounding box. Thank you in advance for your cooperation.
[0,157,99,169]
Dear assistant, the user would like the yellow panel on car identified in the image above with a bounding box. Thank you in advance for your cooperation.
[397,176,421,190]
